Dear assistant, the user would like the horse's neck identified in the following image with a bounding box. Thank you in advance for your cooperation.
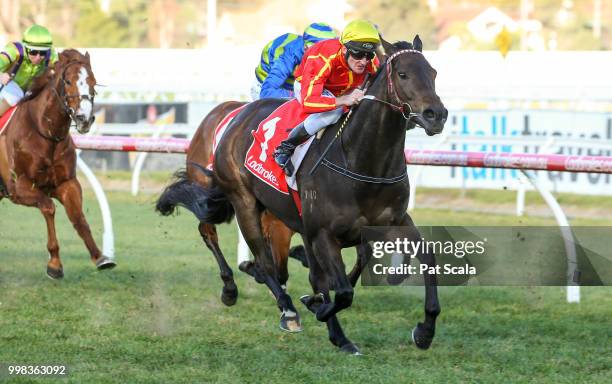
[28,81,71,137]
[342,78,407,174]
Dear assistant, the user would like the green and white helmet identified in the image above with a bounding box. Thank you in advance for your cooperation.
[22,25,53,51]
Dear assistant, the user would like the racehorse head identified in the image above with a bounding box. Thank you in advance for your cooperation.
[378,36,447,136]
[55,49,97,133]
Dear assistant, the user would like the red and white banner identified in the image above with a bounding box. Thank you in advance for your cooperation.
[73,135,612,175]
[72,136,189,153]
[404,149,612,174]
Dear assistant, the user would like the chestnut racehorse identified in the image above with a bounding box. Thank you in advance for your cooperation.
[0,49,115,279]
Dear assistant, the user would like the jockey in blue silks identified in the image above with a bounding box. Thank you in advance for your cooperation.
[251,22,336,100]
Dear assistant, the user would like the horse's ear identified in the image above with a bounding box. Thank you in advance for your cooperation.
[413,35,423,52]
[380,35,395,57]
[58,50,67,64]
[85,51,90,62]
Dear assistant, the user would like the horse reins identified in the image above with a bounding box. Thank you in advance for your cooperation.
[310,49,423,183]
[362,49,422,121]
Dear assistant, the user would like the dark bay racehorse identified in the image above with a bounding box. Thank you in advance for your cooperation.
[156,101,308,314]
[162,36,446,353]
[157,99,371,333]
[0,49,115,279]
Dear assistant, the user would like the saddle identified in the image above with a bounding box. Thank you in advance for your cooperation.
[244,99,311,194]
[0,105,18,135]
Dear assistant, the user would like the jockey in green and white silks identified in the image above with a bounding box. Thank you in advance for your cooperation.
[0,25,59,117]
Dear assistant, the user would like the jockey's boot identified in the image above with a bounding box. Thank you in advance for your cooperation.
[0,99,10,118]
[274,122,311,176]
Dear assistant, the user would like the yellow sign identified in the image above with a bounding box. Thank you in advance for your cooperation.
[495,27,512,58]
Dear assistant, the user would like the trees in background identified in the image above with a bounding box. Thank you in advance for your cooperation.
[0,0,608,50]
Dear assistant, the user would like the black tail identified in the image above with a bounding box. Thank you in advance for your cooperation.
[155,169,235,224]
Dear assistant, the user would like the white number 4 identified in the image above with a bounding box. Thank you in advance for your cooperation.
[259,116,281,162]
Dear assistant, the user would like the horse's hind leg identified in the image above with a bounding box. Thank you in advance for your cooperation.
[54,178,115,270]
[232,198,302,332]
[198,222,238,306]
[261,210,291,288]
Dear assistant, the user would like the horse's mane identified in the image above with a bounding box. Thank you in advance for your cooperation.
[21,49,88,103]
[21,67,54,102]
[393,41,413,50]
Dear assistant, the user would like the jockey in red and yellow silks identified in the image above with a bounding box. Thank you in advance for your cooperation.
[273,20,381,176]
[295,38,378,114]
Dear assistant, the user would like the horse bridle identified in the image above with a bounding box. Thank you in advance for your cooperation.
[312,50,423,183]
[34,60,95,142]
[362,49,422,121]
[50,60,96,130]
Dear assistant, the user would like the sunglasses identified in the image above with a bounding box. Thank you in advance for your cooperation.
[28,50,47,57]
[348,48,375,61]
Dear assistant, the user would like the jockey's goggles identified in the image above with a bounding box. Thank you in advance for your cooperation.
[347,48,375,61]
[27,49,47,57]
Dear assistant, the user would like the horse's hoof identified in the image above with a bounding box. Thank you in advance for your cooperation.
[46,266,64,280]
[96,256,116,271]
[220,284,238,306]
[339,343,361,355]
[411,323,434,350]
[299,293,324,314]
[238,261,265,283]
[279,309,303,333]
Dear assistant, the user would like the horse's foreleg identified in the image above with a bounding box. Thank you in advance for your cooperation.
[54,178,115,270]
[310,230,354,322]
[9,180,62,279]
[232,199,302,332]
[401,214,440,350]
[347,243,371,287]
[300,239,359,354]
[198,222,238,306]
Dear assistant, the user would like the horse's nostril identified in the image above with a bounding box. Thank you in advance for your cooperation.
[423,109,436,121]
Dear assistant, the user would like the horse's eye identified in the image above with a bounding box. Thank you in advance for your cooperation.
[65,80,72,85]
[398,72,407,79]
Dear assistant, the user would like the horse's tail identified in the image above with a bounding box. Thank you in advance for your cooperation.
[155,168,235,224]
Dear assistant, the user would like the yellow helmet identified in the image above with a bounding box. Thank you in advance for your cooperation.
[340,20,380,52]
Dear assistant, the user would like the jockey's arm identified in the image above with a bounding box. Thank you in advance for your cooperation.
[0,43,19,74]
[0,43,20,85]
[260,49,299,99]
[299,54,336,114]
